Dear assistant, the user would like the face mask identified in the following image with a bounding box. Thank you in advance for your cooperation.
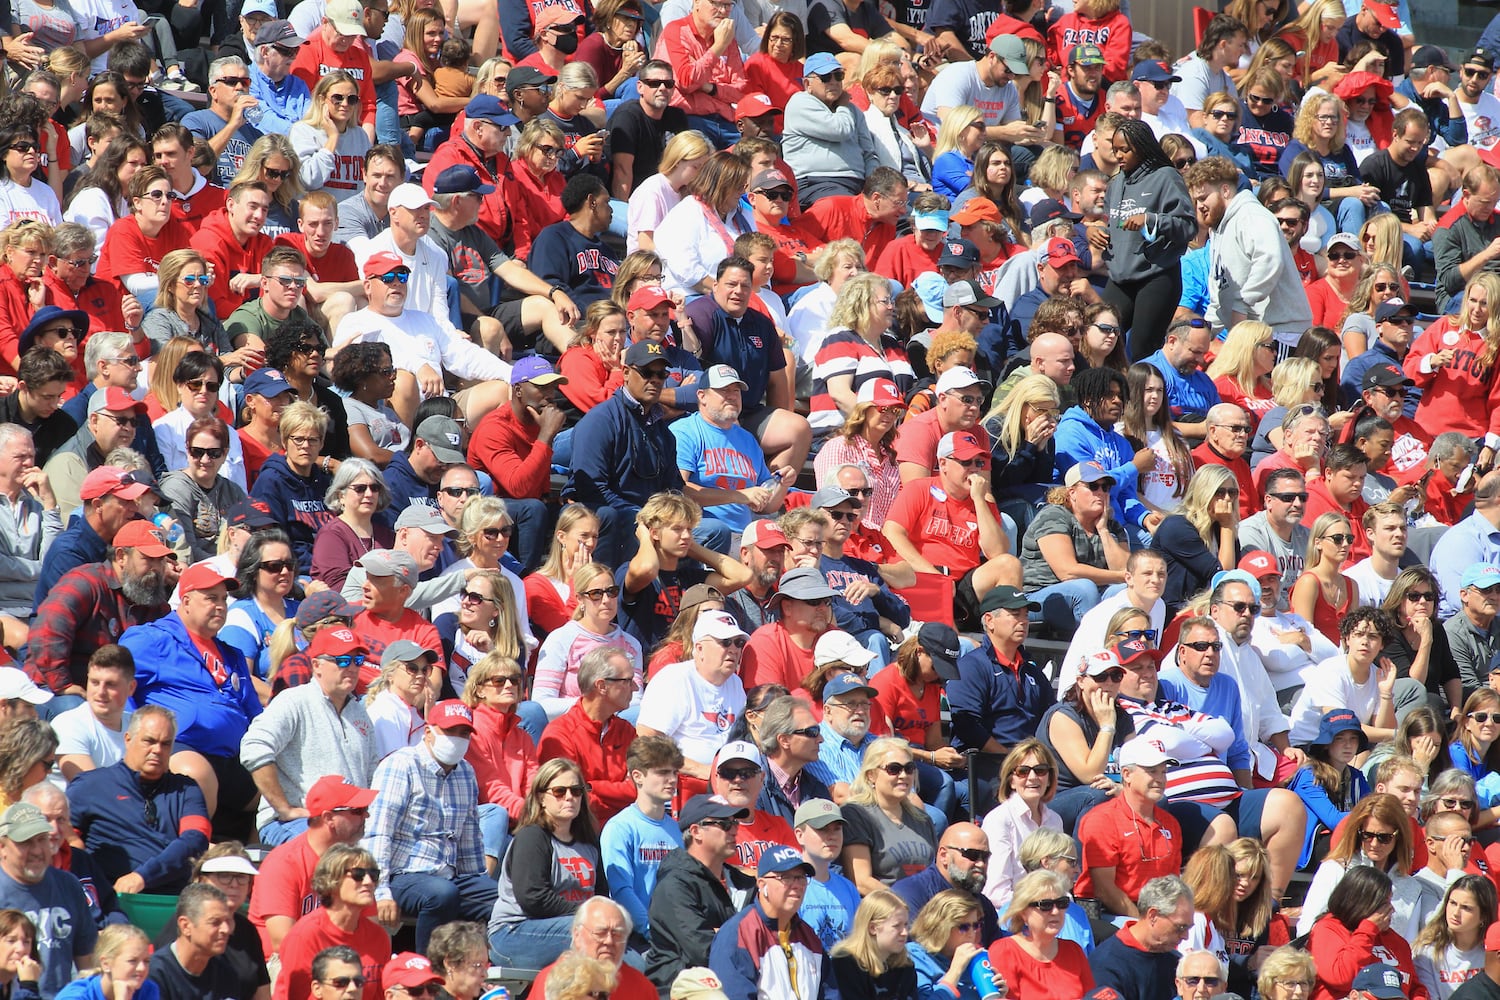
[552,30,578,54]
[430,732,470,766]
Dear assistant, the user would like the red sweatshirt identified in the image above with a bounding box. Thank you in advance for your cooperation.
[1048,10,1133,81]
[557,344,626,413]
[189,209,276,321]
[467,402,555,500]
[465,703,538,823]
[1404,316,1500,442]
[1307,916,1427,1000]
[424,135,511,248]
[1303,479,1371,563]
[0,264,43,374]
[536,700,637,824]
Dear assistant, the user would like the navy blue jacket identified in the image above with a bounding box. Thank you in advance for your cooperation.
[891,865,1000,943]
[384,450,437,515]
[35,514,106,608]
[947,637,1054,752]
[249,453,332,575]
[1088,925,1181,1000]
[67,761,211,893]
[565,387,681,510]
[819,553,909,636]
[685,297,784,412]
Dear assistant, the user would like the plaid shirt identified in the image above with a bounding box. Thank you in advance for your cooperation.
[27,564,169,693]
[363,744,484,900]
[271,651,314,695]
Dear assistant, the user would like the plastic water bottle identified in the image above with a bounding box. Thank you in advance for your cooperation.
[969,952,1003,1000]
[152,512,184,546]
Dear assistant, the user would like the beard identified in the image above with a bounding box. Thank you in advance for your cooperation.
[947,862,984,893]
[121,570,168,607]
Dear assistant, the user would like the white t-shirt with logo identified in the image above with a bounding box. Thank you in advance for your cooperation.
[920,61,1021,129]
[636,659,746,767]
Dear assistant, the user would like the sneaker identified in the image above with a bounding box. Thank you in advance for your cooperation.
[161,77,201,92]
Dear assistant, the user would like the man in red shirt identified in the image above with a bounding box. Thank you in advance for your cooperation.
[190,181,275,320]
[748,169,822,298]
[1076,733,1184,915]
[805,166,908,267]
[883,430,1022,619]
[1192,404,1259,520]
[422,96,517,246]
[350,549,445,675]
[466,356,566,573]
[1054,43,1107,150]
[275,191,363,334]
[537,646,638,824]
[873,193,949,286]
[740,566,834,693]
[1351,360,1432,481]
[1271,199,1319,284]
[291,0,378,140]
[1303,442,1373,562]
[653,0,748,149]
[531,898,657,1000]
[893,366,993,482]
[44,224,140,350]
[246,774,375,954]
[152,125,226,234]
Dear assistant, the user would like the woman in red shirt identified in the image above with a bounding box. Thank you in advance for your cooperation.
[871,624,963,769]
[557,301,627,414]
[0,220,51,376]
[507,120,568,260]
[96,165,191,310]
[1208,320,1277,422]
[462,650,540,875]
[743,12,803,112]
[1308,864,1428,1000]
[1405,272,1500,461]
[991,869,1095,1000]
[1275,0,1345,92]
[275,843,392,1000]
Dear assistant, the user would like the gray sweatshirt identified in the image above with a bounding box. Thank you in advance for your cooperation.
[1103,161,1197,283]
[1206,188,1314,335]
[239,682,377,830]
[782,92,880,182]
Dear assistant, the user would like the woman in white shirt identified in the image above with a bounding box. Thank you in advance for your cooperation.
[62,134,148,247]
[365,642,438,759]
[981,739,1065,912]
[625,130,712,254]
[0,126,60,227]
[652,150,754,295]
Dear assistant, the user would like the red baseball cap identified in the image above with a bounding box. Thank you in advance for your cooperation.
[1487,921,1500,952]
[178,559,236,594]
[304,774,378,815]
[857,378,903,408]
[363,251,407,279]
[426,699,475,731]
[1238,551,1279,579]
[112,520,173,558]
[384,955,443,991]
[306,626,368,660]
[80,466,152,502]
[741,520,790,550]
[938,431,987,462]
[88,386,145,416]
[736,92,779,119]
[1045,236,1082,268]
[1363,0,1400,30]
[627,284,674,312]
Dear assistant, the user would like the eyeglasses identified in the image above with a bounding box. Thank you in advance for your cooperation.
[1278,982,1313,993]
[459,589,497,606]
[1216,600,1256,615]
[1314,113,1341,123]
[718,765,763,781]
[1216,422,1252,434]
[320,978,367,990]
[639,78,676,90]
[1359,830,1397,845]
[1472,712,1499,723]
[264,167,292,180]
[1093,667,1127,683]
[580,586,621,601]
[1182,640,1223,652]
[401,660,432,675]
[713,635,749,648]
[546,785,585,799]
[287,434,323,447]
[184,377,221,393]
[1321,533,1354,545]
[328,93,360,105]
[1014,763,1052,777]
[1441,797,1477,811]
[535,144,562,158]
[271,275,309,289]
[1029,896,1071,912]
[346,866,381,882]
[259,559,294,574]
[879,761,918,776]
[346,482,377,494]
[98,411,137,428]
[756,187,793,202]
[601,675,636,687]
[481,525,514,540]
[828,699,870,713]
[1182,978,1223,988]
[375,270,410,284]
[327,653,367,669]
[1328,251,1360,262]
[8,141,37,153]
[1268,491,1308,503]
[180,274,212,286]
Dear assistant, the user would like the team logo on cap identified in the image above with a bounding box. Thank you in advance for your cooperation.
[446,433,460,446]
[946,242,964,255]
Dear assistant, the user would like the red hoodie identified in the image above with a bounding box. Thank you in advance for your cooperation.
[0,264,43,374]
[1048,10,1132,81]
[1334,72,1395,151]
[424,134,512,248]
[189,208,276,321]
[1403,315,1500,441]
[1307,915,1427,1000]
[465,703,539,823]
[536,700,637,824]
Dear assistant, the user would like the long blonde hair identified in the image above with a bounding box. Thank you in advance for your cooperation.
[535,505,600,583]
[830,890,913,975]
[935,104,981,159]
[1270,356,1321,407]
[1207,320,1274,394]
[1277,0,1344,84]
[303,71,359,133]
[986,374,1059,457]
[464,569,524,663]
[1464,272,1500,370]
[1180,464,1238,545]
[232,134,305,209]
[1360,213,1404,276]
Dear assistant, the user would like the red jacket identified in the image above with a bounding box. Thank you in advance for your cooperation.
[805,194,896,268]
[558,344,626,413]
[1404,315,1500,441]
[467,402,555,500]
[1307,915,1427,1000]
[536,700,637,824]
[465,703,538,823]
[44,271,133,367]
[508,161,565,261]
[189,209,276,321]
[1303,478,1371,563]
[0,264,44,374]
[424,133,512,248]
[1048,10,1132,81]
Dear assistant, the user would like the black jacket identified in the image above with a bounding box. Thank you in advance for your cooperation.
[644,848,737,992]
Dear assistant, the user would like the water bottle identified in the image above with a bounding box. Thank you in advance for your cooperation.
[478,984,509,1000]
[968,952,1002,1000]
[152,512,184,546]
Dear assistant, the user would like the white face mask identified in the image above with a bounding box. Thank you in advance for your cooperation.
[429,732,470,766]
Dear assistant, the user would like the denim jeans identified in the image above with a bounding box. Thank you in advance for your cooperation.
[477,802,512,862]
[504,497,552,575]
[489,914,575,969]
[389,871,498,951]
[1027,579,1103,634]
[686,114,739,150]
[258,817,310,847]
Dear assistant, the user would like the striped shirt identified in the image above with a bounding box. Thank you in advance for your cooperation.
[807,328,915,433]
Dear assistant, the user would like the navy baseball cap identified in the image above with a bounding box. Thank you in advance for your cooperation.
[432,164,496,196]
[938,238,980,267]
[1131,59,1181,83]
[465,94,520,127]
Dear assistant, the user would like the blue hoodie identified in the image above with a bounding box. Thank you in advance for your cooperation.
[57,977,159,1000]
[1052,405,1149,529]
[249,453,333,575]
[122,611,262,758]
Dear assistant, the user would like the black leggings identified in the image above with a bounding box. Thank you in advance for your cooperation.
[1103,269,1184,361]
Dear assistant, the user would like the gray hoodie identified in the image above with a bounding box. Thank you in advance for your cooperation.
[1104,161,1197,283]
[782,91,880,183]
[1206,188,1314,335]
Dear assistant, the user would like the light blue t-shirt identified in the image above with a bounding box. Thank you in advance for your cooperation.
[1143,348,1222,421]
[670,412,773,532]
[599,804,683,938]
[799,869,863,950]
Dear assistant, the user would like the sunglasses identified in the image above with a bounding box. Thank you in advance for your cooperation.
[98,411,136,428]
[1358,830,1396,845]
[271,275,309,289]
[638,78,676,90]
[1216,600,1256,615]
[1014,764,1052,778]
[1077,481,1110,493]
[1276,216,1303,228]
[814,69,846,82]
[1407,590,1436,601]
[787,725,822,738]
[1466,67,1493,78]
[1172,158,1195,169]
[718,765,763,782]
[757,187,793,201]
[872,85,903,96]
[580,586,621,601]
[440,486,481,498]
[346,483,378,494]
[346,866,381,882]
[1092,667,1127,683]
[1207,109,1237,119]
[1442,797,1477,811]
[459,589,497,606]
[1182,978,1223,988]
[328,93,360,105]
[1321,532,1354,545]
[827,510,859,523]
[180,274,213,286]
[713,635,749,648]
[952,847,990,863]
[394,988,439,998]
[1113,628,1157,643]
[1269,491,1308,503]
[293,342,324,355]
[259,558,294,574]
[1328,251,1360,262]
[535,144,562,157]
[481,525,514,540]
[1182,640,1223,652]
[215,75,251,88]
[185,378,221,393]
[8,141,37,153]
[879,761,918,776]
[375,270,411,284]
[1245,93,1275,105]
[953,920,983,934]
[263,167,292,180]
[546,785,585,799]
[1029,896,1071,913]
[321,978,367,990]
[327,653,367,669]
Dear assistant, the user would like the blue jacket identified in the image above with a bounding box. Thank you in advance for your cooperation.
[932,151,974,200]
[249,453,333,576]
[1087,922,1181,1000]
[122,611,262,758]
[67,761,210,893]
[709,898,838,1000]
[35,514,106,608]
[1286,765,1368,868]
[57,977,159,1000]
[909,944,980,1000]
[384,450,437,516]
[565,387,682,510]
[1341,341,1421,416]
[686,296,784,411]
[1052,406,1148,529]
[947,637,1054,752]
[891,865,1000,942]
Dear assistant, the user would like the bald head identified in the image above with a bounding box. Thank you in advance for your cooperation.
[1206,403,1243,425]
[1427,810,1471,839]
[1031,333,1076,387]
[1478,470,1500,510]
[937,822,989,893]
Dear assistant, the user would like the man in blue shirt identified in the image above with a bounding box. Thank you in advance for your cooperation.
[891,822,1000,942]
[1144,319,1221,438]
[947,585,1051,759]
[245,20,312,136]
[1431,471,1500,618]
[1340,299,1421,416]
[183,55,265,189]
[792,799,862,951]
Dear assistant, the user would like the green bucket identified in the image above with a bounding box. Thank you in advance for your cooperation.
[116,892,179,941]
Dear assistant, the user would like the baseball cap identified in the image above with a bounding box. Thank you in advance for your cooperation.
[226,499,275,530]
[414,415,467,464]
[1043,236,1082,267]
[912,272,947,324]
[362,251,408,279]
[112,519,173,558]
[1238,551,1278,579]
[737,93,780,120]
[937,430,987,461]
[624,340,668,369]
[0,667,50,706]
[951,198,1002,226]
[1487,921,1500,952]
[1111,637,1161,667]
[979,585,1039,614]
[240,0,277,16]
[87,385,145,417]
[178,559,236,594]
[252,19,304,46]
[388,183,437,212]
[1362,0,1399,30]
[1069,43,1105,66]
[934,366,989,394]
[713,740,764,770]
[1351,965,1406,1000]
[988,34,1029,74]
[1412,45,1455,71]
[510,355,567,387]
[917,623,961,680]
[771,567,837,605]
[427,699,475,730]
[1209,569,1263,603]
[822,669,878,698]
[81,466,151,502]
[199,855,259,876]
[1327,232,1362,254]
[0,803,51,843]
[18,305,86,356]
[384,955,443,991]
[1312,708,1370,752]
[857,378,903,407]
[1064,461,1115,487]
[671,969,730,1000]
[704,365,748,390]
[680,584,724,613]
[323,0,364,35]
[913,209,950,232]
[1079,647,1128,678]
[432,163,497,196]
[741,520,790,551]
[357,549,418,586]
[1029,198,1082,231]
[306,626,367,660]
[506,66,556,92]
[1119,738,1179,769]
[678,794,748,828]
[938,238,980,267]
[1374,299,1417,323]
[803,51,841,77]
[815,632,877,670]
[758,844,815,877]
[1362,361,1415,391]
[243,367,293,399]
[394,504,455,535]
[1131,59,1180,83]
[693,610,747,643]
[626,285,674,312]
[1462,563,1500,591]
[943,279,1000,310]
[749,168,791,191]
[809,485,854,510]
[462,95,519,128]
[295,590,360,629]
[305,774,378,815]
[533,4,582,34]
[1468,48,1498,71]
[793,799,843,829]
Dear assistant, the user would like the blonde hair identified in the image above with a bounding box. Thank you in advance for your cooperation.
[1002,869,1071,933]
[1293,94,1347,151]
[935,104,981,159]
[544,954,617,1000]
[147,337,204,414]
[851,37,906,85]
[1465,272,1500,370]
[569,561,614,622]
[231,133,305,208]
[658,130,713,177]
[461,652,523,709]
[461,570,523,663]
[1360,213,1403,276]
[812,239,866,282]
[536,505,600,582]
[1257,948,1317,1000]
[985,374,1060,457]
[1027,146,1081,199]
[1207,320,1273,394]
[831,890,913,975]
[154,248,211,314]
[95,924,150,964]
[1278,0,1344,84]
[1305,511,1351,570]
[828,271,895,338]
[910,889,982,953]
[303,71,360,133]
[279,399,331,440]
[1270,356,1321,407]
[847,738,925,822]
[1180,464,1238,545]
